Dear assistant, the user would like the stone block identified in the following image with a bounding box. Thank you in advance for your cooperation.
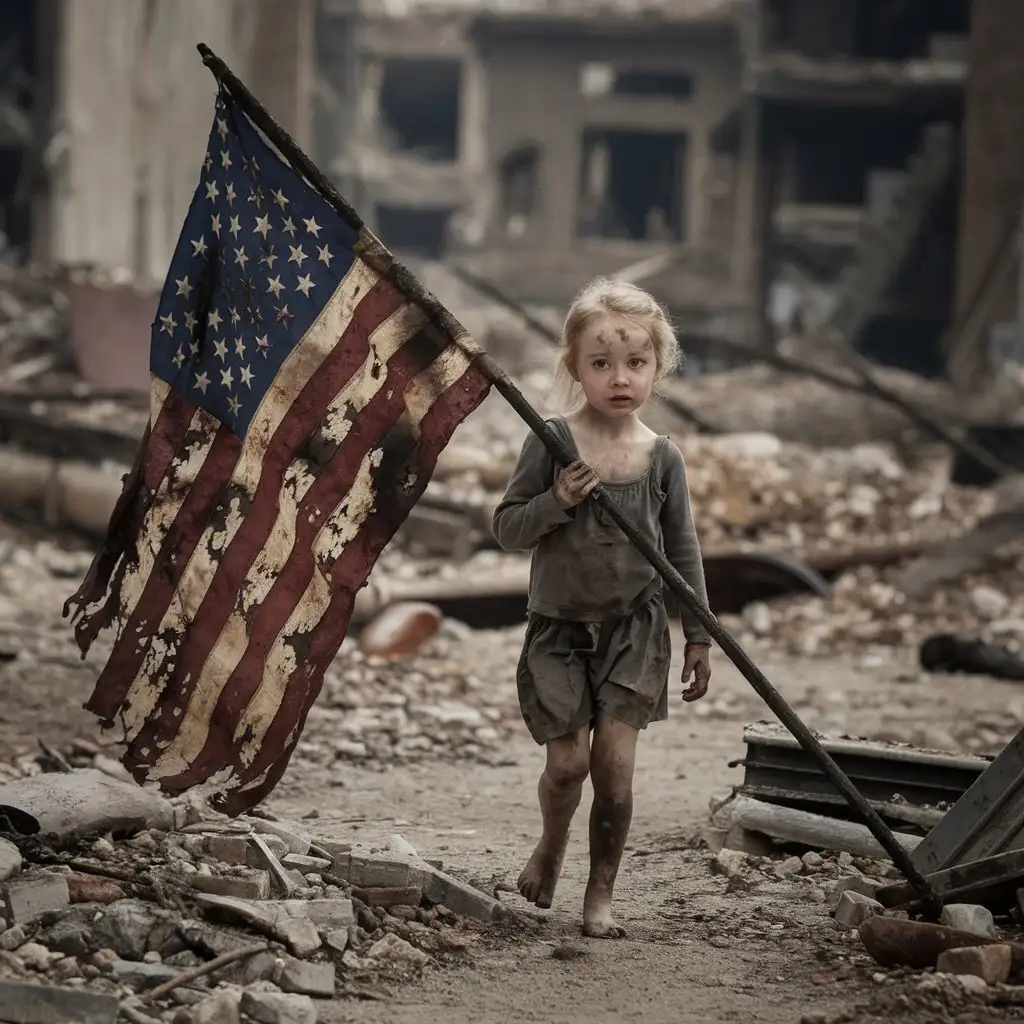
[4,875,70,925]
[0,979,119,1023]
[936,944,1011,985]
[353,886,422,908]
[240,989,318,1024]
[939,903,997,938]
[0,837,22,881]
[191,872,271,901]
[420,866,501,922]
[282,854,332,875]
[274,956,336,998]
[826,875,881,912]
[205,835,254,866]
[833,891,883,929]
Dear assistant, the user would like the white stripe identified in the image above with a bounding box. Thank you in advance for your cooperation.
[118,259,382,743]
[140,301,428,774]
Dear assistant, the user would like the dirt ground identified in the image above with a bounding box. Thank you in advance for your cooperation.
[6,607,1024,1024]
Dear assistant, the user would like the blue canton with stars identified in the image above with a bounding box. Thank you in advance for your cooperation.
[151,93,360,437]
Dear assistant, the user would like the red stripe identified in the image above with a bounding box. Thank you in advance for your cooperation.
[118,277,407,768]
[85,425,241,720]
[146,329,442,789]
[217,361,491,814]
[145,388,203,493]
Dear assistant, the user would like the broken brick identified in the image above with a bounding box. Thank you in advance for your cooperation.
[191,872,271,901]
[4,875,70,925]
[936,944,1011,985]
[353,886,422,908]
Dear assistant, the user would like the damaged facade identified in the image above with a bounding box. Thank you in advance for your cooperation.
[744,0,969,374]
[316,0,747,333]
[2,0,315,284]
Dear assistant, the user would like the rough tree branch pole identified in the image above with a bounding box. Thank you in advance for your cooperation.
[196,43,939,908]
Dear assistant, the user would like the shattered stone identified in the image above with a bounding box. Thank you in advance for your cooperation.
[323,930,348,955]
[191,871,271,901]
[240,988,318,1024]
[825,875,881,912]
[0,978,120,1024]
[353,886,422,908]
[775,856,803,878]
[366,933,431,970]
[281,854,332,875]
[40,918,93,958]
[713,848,748,879]
[273,957,335,998]
[939,903,997,939]
[17,941,53,970]
[111,957,207,991]
[246,821,312,857]
[420,865,502,922]
[193,894,321,957]
[0,924,27,951]
[936,944,1011,985]
[92,900,169,961]
[833,891,883,929]
[205,835,253,866]
[4,874,70,924]
[190,986,243,1024]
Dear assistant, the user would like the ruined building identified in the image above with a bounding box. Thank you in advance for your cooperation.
[316,0,747,335]
[743,0,969,375]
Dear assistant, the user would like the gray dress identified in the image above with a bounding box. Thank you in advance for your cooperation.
[492,416,710,744]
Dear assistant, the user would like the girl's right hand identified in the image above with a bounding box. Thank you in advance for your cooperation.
[553,460,600,509]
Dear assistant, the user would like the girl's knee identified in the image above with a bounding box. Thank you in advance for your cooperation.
[545,739,590,791]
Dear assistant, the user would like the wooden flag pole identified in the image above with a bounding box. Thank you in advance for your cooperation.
[195,42,940,909]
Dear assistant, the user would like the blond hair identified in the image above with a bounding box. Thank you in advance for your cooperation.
[553,276,681,410]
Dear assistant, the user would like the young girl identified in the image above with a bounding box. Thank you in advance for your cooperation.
[492,277,712,938]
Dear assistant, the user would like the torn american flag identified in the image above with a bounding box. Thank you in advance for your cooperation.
[63,91,491,814]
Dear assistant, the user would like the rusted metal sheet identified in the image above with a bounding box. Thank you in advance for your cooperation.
[66,279,157,394]
[735,721,988,822]
[911,726,1024,874]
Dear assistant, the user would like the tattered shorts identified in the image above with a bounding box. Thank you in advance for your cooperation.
[515,585,672,745]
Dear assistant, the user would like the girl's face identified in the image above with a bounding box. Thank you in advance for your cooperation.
[571,312,659,419]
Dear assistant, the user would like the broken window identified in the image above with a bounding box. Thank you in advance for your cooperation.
[579,63,695,100]
[378,58,461,162]
[498,144,540,238]
[375,205,452,259]
[577,130,686,242]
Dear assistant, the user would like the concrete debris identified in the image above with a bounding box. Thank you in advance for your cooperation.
[935,944,1012,985]
[0,802,501,1014]
[833,891,884,929]
[939,903,998,939]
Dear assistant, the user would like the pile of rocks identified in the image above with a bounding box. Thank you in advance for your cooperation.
[0,784,506,1024]
[741,544,1024,658]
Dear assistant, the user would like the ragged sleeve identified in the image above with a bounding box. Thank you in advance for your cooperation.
[492,428,573,551]
[660,438,712,644]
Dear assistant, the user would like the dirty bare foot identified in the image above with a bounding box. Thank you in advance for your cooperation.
[582,885,627,938]
[517,832,570,908]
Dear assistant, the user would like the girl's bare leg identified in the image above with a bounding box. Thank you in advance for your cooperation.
[518,726,590,908]
[583,713,639,938]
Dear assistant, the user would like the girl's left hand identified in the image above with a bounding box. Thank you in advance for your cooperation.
[681,643,711,702]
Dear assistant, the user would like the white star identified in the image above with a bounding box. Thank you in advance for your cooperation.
[255,334,270,357]
[267,275,284,298]
[216,118,228,139]
[229,215,241,238]
[234,246,249,269]
[194,370,211,394]
[273,188,289,209]
[226,182,237,205]
[220,149,232,169]
[175,276,192,298]
[228,394,242,417]
[211,213,222,237]
[282,216,297,237]
[230,307,241,326]
[189,339,200,357]
[213,338,229,361]
[234,337,246,358]
[303,216,322,237]
[296,274,314,297]
[288,245,307,267]
[159,312,177,336]
[317,245,333,266]
[255,214,271,238]
[203,152,213,173]
[208,309,223,331]
[185,311,198,332]
[191,236,208,257]
[172,347,186,367]
[260,248,278,269]
[220,367,234,389]
[205,180,220,201]
[240,364,255,388]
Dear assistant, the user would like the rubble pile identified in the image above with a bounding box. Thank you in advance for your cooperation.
[744,544,1024,659]
[0,265,67,364]
[0,770,505,1024]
